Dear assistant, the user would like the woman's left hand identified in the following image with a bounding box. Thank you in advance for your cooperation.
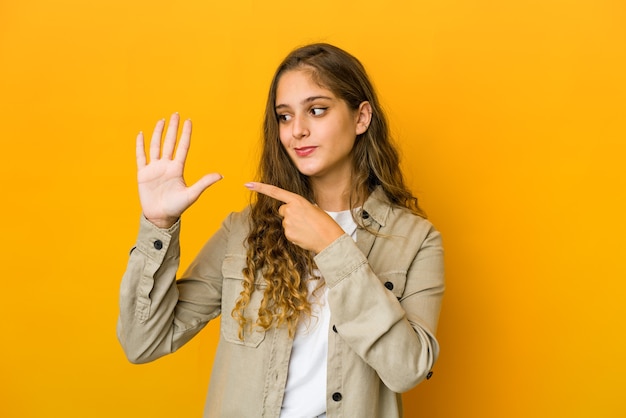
[245,182,345,254]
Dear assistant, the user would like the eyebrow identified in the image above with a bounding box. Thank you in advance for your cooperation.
[275,95,333,111]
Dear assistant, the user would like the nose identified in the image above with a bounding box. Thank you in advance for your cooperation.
[291,114,309,140]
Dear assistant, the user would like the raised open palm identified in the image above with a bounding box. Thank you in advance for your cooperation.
[136,113,222,228]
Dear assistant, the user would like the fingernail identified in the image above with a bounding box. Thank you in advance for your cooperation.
[244,182,255,190]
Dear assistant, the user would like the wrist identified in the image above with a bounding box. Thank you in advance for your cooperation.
[314,229,344,254]
[145,215,178,229]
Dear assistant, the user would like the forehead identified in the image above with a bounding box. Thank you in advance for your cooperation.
[275,69,336,104]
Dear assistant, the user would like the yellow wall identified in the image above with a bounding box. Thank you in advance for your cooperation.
[1,1,624,416]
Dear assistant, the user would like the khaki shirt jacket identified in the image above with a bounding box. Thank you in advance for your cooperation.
[117,187,445,418]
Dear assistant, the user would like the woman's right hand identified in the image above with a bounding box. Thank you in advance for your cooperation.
[136,113,222,229]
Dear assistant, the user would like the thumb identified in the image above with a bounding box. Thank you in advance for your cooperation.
[187,173,223,202]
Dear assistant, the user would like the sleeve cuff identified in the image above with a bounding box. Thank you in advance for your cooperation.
[134,215,181,264]
[314,234,368,288]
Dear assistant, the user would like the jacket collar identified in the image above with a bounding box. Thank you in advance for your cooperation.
[361,186,391,228]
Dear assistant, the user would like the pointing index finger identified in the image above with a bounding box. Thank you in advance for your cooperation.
[244,182,300,203]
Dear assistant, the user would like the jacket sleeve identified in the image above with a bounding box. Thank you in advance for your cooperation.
[116,215,230,364]
[316,217,444,393]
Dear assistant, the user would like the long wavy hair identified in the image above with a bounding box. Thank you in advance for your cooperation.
[232,43,424,339]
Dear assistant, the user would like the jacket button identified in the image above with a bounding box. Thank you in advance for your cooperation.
[361,210,370,219]
[384,281,394,290]
[426,371,434,380]
[153,240,163,250]
[332,392,342,402]
[332,325,338,333]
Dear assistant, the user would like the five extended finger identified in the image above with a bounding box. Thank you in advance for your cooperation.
[136,131,147,169]
[187,173,223,203]
[174,118,192,165]
[162,113,180,159]
[149,118,165,161]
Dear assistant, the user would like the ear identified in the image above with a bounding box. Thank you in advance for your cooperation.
[355,101,372,135]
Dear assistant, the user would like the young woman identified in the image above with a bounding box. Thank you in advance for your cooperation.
[117,43,444,418]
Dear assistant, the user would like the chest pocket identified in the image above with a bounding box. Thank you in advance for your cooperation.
[221,255,267,348]
[378,271,408,300]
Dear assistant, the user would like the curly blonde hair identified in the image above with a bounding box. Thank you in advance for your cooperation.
[232,43,424,339]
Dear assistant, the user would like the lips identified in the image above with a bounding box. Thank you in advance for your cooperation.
[294,146,317,157]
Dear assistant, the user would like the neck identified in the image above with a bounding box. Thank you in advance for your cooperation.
[310,176,353,212]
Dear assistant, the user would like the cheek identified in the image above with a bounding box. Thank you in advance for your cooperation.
[278,126,290,148]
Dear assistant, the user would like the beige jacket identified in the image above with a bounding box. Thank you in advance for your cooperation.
[117,188,445,417]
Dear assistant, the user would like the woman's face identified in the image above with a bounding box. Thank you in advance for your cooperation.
[275,69,370,184]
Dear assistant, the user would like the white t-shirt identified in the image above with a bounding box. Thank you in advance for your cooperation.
[280,210,358,418]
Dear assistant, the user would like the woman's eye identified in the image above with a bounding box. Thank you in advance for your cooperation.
[311,107,327,116]
[278,114,292,122]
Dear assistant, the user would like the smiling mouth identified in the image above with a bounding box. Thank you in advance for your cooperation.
[294,146,317,157]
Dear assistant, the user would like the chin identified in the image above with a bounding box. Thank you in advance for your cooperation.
[294,164,322,177]
[296,170,319,178]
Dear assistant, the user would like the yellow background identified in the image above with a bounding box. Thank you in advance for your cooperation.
[1,0,625,417]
